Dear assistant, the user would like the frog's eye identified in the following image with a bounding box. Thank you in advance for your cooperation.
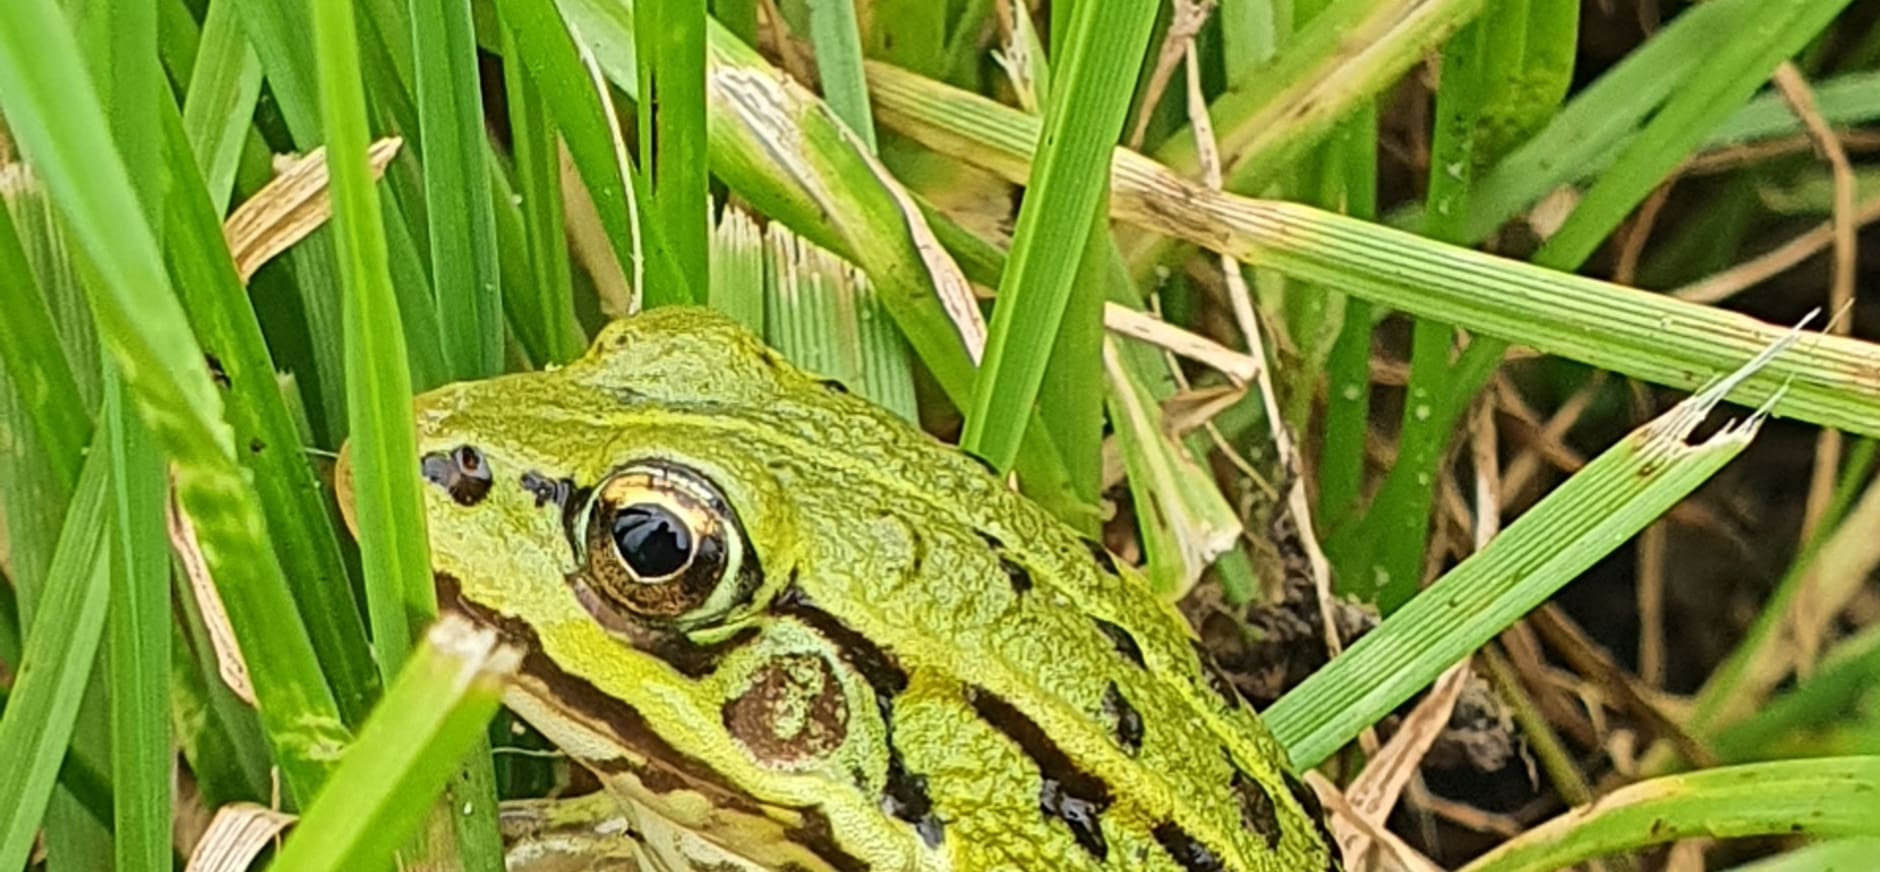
[582,463,748,624]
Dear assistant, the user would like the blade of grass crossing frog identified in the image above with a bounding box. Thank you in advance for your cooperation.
[270,619,520,872]
[959,0,1158,472]
[1458,758,1880,872]
[0,0,350,801]
[156,105,381,724]
[410,0,505,378]
[710,201,767,333]
[1269,327,1806,768]
[0,438,114,872]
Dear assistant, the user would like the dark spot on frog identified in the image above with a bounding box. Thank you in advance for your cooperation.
[421,445,494,506]
[520,471,571,509]
[721,653,849,765]
[248,438,265,454]
[819,377,849,395]
[978,531,1032,594]
[968,686,1112,860]
[1085,540,1120,575]
[784,807,872,872]
[1101,682,1142,755]
[1092,618,1145,669]
[773,585,944,849]
[1228,759,1281,849]
[641,625,760,678]
[1191,640,1242,709]
[1153,821,1227,872]
[205,352,231,389]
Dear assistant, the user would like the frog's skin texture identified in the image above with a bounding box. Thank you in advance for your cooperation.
[409,307,1339,872]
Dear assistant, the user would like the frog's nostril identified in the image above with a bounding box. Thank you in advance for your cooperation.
[422,445,494,506]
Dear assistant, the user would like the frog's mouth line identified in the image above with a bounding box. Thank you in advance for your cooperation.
[431,571,874,872]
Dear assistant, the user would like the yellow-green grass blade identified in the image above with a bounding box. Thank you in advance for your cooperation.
[180,0,263,215]
[410,0,505,378]
[0,0,349,801]
[1711,626,1880,762]
[0,433,114,872]
[957,0,1157,472]
[499,23,585,365]
[1269,340,1789,768]
[867,66,1880,441]
[1459,758,1880,872]
[106,371,172,872]
[270,618,519,872]
[155,106,380,724]
[637,0,709,305]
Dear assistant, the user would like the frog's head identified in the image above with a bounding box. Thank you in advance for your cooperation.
[338,306,926,866]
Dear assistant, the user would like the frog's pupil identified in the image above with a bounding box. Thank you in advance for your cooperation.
[613,504,693,578]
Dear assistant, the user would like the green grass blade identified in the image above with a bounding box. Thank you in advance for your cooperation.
[807,0,877,151]
[410,0,504,378]
[637,0,708,305]
[764,221,919,421]
[1459,758,1880,872]
[1270,344,1786,767]
[496,0,686,309]
[180,0,262,214]
[1155,0,1485,196]
[312,0,433,675]
[1722,840,1880,872]
[0,0,349,802]
[1534,0,1856,269]
[270,618,518,872]
[958,0,1157,471]
[0,200,89,489]
[105,371,171,872]
[1444,0,1847,244]
[499,23,584,365]
[0,436,114,872]
[156,106,380,724]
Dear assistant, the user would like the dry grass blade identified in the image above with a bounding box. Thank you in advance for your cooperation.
[1338,659,1475,868]
[1306,771,1446,872]
[221,138,402,283]
[167,490,254,706]
[1101,303,1260,382]
[184,803,295,872]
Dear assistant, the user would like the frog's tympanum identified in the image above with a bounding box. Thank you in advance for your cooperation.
[396,307,1339,871]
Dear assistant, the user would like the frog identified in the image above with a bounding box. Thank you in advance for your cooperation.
[390,306,1339,871]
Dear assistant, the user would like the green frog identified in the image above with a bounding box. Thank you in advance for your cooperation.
[396,307,1338,871]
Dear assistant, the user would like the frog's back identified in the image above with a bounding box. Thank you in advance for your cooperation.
[568,310,1336,871]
